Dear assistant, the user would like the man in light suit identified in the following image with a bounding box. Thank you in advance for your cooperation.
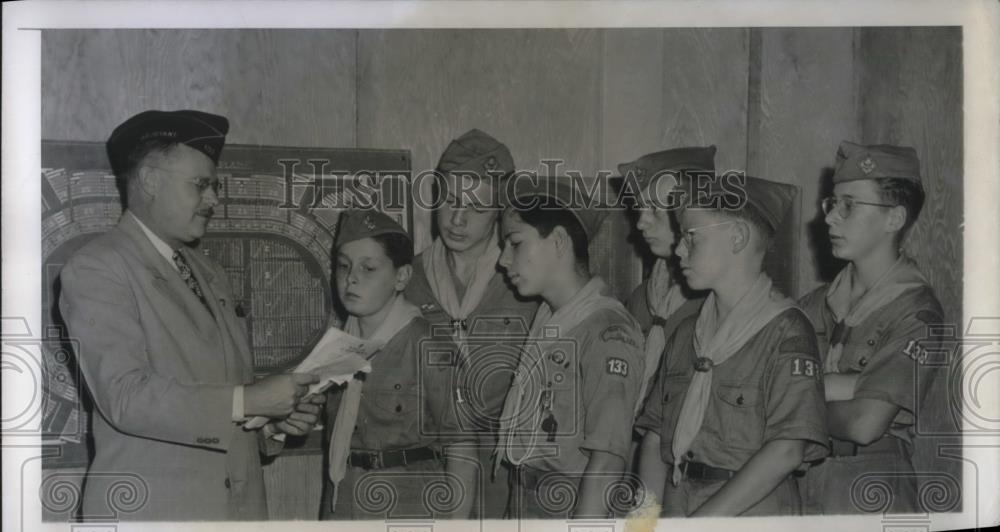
[59,110,323,521]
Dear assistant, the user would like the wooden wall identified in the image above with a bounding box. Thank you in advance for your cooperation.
[42,27,964,517]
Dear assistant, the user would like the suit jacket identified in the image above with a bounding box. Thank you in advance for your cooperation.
[59,214,269,521]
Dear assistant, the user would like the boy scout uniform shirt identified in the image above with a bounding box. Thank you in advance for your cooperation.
[511,308,645,473]
[798,284,944,445]
[626,279,705,338]
[636,308,829,471]
[323,316,471,451]
[406,256,539,429]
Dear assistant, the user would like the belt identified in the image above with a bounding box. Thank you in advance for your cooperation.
[348,447,441,470]
[670,461,735,481]
[828,436,901,457]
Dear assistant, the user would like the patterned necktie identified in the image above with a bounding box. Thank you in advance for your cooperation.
[172,250,211,311]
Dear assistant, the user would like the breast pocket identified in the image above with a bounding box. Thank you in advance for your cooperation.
[711,382,763,451]
[369,384,422,431]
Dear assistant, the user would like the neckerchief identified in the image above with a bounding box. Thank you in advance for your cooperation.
[494,277,630,472]
[327,295,422,488]
[671,273,794,485]
[823,254,928,373]
[421,233,501,340]
[635,259,688,415]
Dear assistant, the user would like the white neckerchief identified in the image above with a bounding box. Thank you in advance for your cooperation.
[670,273,794,485]
[494,277,630,470]
[421,233,501,340]
[822,255,928,372]
[327,295,422,489]
[635,259,688,415]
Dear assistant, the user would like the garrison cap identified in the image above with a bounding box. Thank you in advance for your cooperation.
[502,174,615,241]
[833,141,921,184]
[617,145,717,192]
[335,209,411,249]
[107,110,229,177]
[682,174,795,232]
[436,129,515,178]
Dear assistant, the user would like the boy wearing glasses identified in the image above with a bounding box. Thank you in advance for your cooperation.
[797,142,944,514]
[634,175,828,516]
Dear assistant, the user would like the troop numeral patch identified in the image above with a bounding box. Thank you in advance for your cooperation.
[606,357,629,377]
[790,357,819,378]
[902,339,930,364]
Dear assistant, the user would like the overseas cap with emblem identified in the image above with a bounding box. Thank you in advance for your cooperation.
[502,174,615,241]
[106,110,230,177]
[436,128,516,177]
[335,209,411,249]
[617,145,717,192]
[681,174,796,232]
[833,141,921,184]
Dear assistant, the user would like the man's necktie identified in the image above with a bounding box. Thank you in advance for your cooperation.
[172,250,211,311]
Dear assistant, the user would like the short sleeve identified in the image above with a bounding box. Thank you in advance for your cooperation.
[762,319,830,462]
[853,303,944,424]
[579,314,645,461]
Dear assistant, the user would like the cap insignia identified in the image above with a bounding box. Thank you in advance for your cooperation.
[859,156,877,175]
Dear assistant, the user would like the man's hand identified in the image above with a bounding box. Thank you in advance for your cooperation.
[274,394,327,436]
[244,373,318,418]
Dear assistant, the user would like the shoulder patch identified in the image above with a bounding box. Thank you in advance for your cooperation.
[901,339,931,364]
[600,324,639,349]
[779,335,815,355]
[915,309,942,325]
[789,357,821,379]
[605,357,630,377]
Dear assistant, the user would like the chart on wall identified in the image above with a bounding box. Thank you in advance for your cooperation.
[40,140,412,468]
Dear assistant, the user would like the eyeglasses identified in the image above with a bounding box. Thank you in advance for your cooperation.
[821,196,895,219]
[680,221,735,248]
[146,165,222,196]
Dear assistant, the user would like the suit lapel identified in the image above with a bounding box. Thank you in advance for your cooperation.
[117,215,220,340]
[183,247,255,380]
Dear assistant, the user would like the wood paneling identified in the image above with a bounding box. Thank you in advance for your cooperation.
[859,27,963,325]
[662,29,750,173]
[747,28,860,294]
[356,29,604,253]
[40,27,965,518]
[42,29,357,148]
[263,454,323,520]
[858,26,964,502]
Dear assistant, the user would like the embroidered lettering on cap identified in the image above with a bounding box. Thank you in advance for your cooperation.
[606,357,629,377]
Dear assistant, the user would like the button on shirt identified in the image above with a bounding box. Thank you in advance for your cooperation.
[127,211,246,423]
[636,308,829,471]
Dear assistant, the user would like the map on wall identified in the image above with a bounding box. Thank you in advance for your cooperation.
[40,140,412,468]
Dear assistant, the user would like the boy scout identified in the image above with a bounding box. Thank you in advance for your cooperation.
[797,142,944,514]
[405,129,538,518]
[635,175,829,516]
[620,146,715,414]
[495,175,645,519]
[321,210,477,519]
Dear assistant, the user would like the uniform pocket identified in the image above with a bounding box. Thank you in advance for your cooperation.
[710,382,763,451]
